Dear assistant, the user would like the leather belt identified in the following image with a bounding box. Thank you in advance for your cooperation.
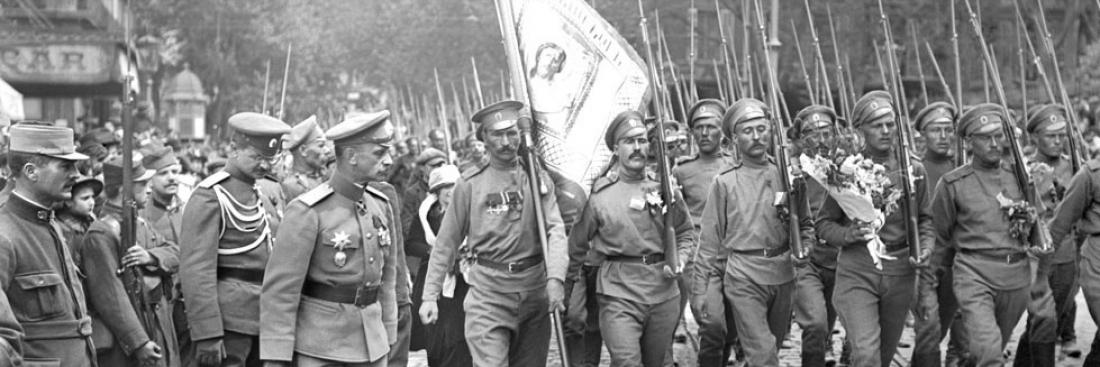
[302,281,379,308]
[959,248,1028,264]
[22,317,93,340]
[216,267,264,285]
[606,253,666,265]
[731,245,790,258]
[884,242,910,253]
[475,256,543,273]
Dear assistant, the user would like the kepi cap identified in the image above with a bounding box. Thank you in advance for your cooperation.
[605,110,646,150]
[284,115,325,151]
[140,144,179,171]
[914,102,957,131]
[9,124,88,161]
[722,98,770,137]
[688,99,726,128]
[958,103,1007,137]
[103,153,155,188]
[228,112,291,158]
[326,111,394,148]
[851,91,895,128]
[1026,104,1068,134]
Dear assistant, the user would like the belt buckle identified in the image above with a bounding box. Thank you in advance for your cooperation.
[763,248,774,257]
[642,255,655,265]
[507,262,520,273]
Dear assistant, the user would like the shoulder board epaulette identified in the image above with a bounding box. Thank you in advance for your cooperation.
[1087,159,1100,171]
[461,164,488,180]
[675,155,698,165]
[197,171,230,189]
[298,184,334,207]
[942,165,975,184]
[591,174,618,193]
[365,184,390,202]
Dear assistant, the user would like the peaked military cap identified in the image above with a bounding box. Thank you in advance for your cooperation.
[852,91,895,128]
[958,103,1007,137]
[9,124,88,161]
[326,110,394,148]
[914,102,957,132]
[284,115,325,150]
[722,98,770,137]
[605,110,646,150]
[228,112,292,158]
[103,153,155,188]
[1026,104,1068,134]
[688,99,726,128]
[473,100,524,135]
[140,144,179,171]
[647,121,683,144]
[790,104,837,140]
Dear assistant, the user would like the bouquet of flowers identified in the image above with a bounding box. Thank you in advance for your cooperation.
[799,133,907,269]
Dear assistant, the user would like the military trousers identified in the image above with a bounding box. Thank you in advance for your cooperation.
[793,262,837,367]
[1015,258,1058,367]
[953,266,1028,367]
[222,330,262,367]
[598,294,679,367]
[463,285,550,367]
[832,264,914,367]
[723,272,793,367]
[691,268,737,367]
[1049,260,1079,343]
[387,303,412,367]
[1077,236,1100,364]
[291,353,384,367]
[912,261,967,367]
[564,265,603,367]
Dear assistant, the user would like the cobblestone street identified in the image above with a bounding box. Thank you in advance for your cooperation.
[407,292,1097,366]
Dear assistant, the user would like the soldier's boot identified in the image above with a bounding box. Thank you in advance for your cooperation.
[801,351,826,367]
[1028,343,1056,367]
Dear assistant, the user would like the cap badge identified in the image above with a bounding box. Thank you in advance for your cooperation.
[268,138,278,149]
[1050,115,1059,122]
[980,116,988,124]
[810,114,821,122]
[869,102,878,110]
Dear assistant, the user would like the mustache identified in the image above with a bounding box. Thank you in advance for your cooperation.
[629,152,646,160]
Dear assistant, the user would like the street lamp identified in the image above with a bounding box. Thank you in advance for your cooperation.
[135,35,161,120]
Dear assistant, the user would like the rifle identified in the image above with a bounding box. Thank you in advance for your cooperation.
[688,0,699,104]
[825,5,851,116]
[656,22,689,121]
[751,0,806,260]
[876,0,922,263]
[909,24,929,107]
[278,43,292,120]
[1032,0,1087,168]
[790,21,817,105]
[471,57,486,107]
[962,0,1054,252]
[119,21,159,341]
[923,43,960,120]
[713,59,727,102]
[949,0,966,164]
[1016,10,1030,144]
[433,68,454,164]
[714,0,739,101]
[804,0,834,110]
[638,0,682,274]
[261,59,271,114]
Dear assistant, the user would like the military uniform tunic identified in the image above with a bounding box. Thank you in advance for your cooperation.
[794,162,841,366]
[0,193,95,367]
[279,169,325,202]
[1048,158,1100,364]
[673,153,737,367]
[696,159,813,367]
[80,202,180,367]
[421,160,568,367]
[911,153,963,367]
[931,163,1032,366]
[260,174,398,365]
[180,164,277,364]
[568,168,694,367]
[817,152,934,367]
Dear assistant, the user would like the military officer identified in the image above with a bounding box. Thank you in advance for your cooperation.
[696,98,814,367]
[180,112,291,367]
[280,115,330,201]
[80,154,179,366]
[931,103,1037,366]
[910,101,968,367]
[260,111,399,366]
[567,111,694,367]
[0,124,95,366]
[817,91,935,367]
[674,99,738,367]
[789,104,842,367]
[1015,104,1078,366]
[419,100,569,367]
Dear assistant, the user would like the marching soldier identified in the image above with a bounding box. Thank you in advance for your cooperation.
[418,100,569,367]
[0,124,96,366]
[817,91,934,367]
[1015,104,1078,366]
[280,115,330,201]
[138,144,196,366]
[567,111,694,366]
[80,154,179,366]
[789,104,841,367]
[260,111,399,366]
[910,102,968,367]
[931,103,1036,366]
[675,99,739,367]
[696,98,813,367]
[180,112,291,367]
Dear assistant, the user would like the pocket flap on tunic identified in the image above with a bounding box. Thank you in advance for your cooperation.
[15,273,63,290]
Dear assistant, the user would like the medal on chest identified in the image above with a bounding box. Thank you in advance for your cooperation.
[373,215,391,247]
[331,231,352,267]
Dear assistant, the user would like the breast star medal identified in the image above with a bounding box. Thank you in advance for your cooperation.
[331,231,351,267]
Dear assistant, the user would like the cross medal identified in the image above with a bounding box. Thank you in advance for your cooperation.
[331,231,351,267]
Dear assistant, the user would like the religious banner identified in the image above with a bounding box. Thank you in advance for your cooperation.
[506,0,649,189]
